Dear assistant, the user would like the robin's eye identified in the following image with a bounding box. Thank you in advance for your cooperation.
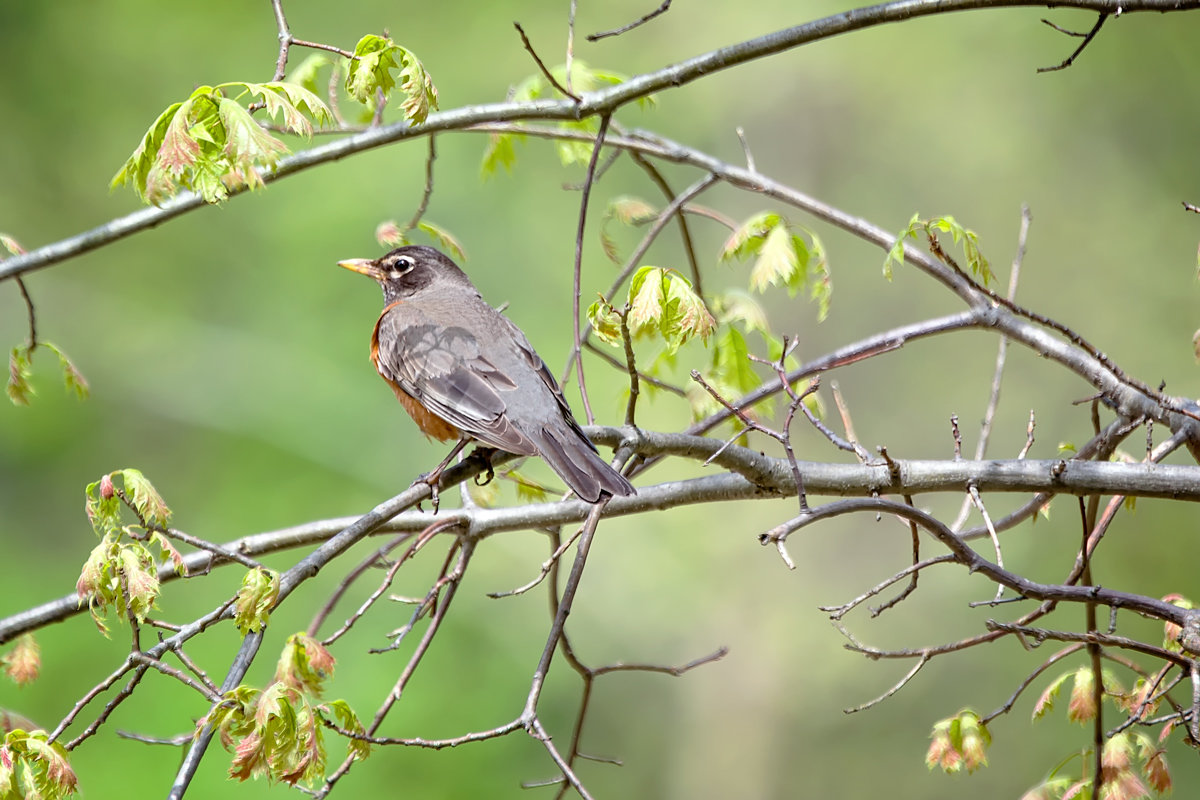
[392,256,414,274]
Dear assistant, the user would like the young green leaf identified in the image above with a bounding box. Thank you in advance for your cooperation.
[416,221,465,261]
[0,233,26,256]
[287,54,332,95]
[750,224,800,293]
[712,290,770,336]
[113,82,332,205]
[587,300,623,347]
[345,35,438,124]
[321,699,371,761]
[883,212,922,280]
[119,468,171,529]
[664,270,716,349]
[509,470,551,504]
[395,48,439,123]
[84,475,122,537]
[42,342,89,400]
[720,212,783,261]
[235,568,280,634]
[1032,671,1072,720]
[806,231,832,321]
[481,131,519,178]
[627,266,666,333]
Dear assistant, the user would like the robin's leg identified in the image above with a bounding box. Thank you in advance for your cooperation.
[415,438,470,512]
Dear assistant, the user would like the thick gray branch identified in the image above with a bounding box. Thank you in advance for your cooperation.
[7,426,1200,644]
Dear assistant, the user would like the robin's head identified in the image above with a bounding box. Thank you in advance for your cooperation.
[338,245,474,304]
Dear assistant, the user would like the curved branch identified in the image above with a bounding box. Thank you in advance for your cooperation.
[2,0,1196,283]
[766,497,1200,630]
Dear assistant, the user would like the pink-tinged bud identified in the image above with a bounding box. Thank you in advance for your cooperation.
[99,474,115,500]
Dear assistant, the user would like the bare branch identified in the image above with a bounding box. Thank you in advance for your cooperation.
[1038,13,1108,72]
[588,0,672,41]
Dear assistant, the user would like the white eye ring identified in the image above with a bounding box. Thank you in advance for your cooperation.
[393,256,414,273]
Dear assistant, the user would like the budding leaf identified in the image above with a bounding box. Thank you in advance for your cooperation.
[235,568,280,634]
[276,633,335,697]
[119,468,171,529]
[587,299,623,347]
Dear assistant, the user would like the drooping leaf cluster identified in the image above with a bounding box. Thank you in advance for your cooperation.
[3,235,89,407]
[77,469,184,635]
[205,634,368,787]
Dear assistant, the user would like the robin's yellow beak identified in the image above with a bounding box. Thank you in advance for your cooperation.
[337,258,385,280]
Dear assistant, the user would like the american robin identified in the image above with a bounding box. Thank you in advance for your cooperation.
[338,245,635,502]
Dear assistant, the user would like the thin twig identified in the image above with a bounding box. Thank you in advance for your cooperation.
[401,136,438,239]
[514,22,580,102]
[618,305,640,426]
[570,113,612,424]
[584,340,686,396]
[1038,13,1109,72]
[844,653,930,713]
[306,532,413,637]
[588,0,672,40]
[16,277,36,350]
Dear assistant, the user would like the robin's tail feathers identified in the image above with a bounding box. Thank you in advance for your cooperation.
[537,426,635,502]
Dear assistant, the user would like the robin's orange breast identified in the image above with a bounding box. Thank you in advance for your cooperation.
[370,311,460,443]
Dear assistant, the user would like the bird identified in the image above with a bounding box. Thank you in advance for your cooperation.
[338,245,635,503]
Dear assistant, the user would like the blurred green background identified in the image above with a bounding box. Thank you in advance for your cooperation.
[3,0,1200,797]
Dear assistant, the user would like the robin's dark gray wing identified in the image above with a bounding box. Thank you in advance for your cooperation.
[374,313,539,456]
[498,317,635,500]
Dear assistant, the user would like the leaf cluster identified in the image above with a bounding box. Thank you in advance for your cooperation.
[345,35,438,123]
[0,729,78,800]
[77,470,183,635]
[112,82,332,204]
[206,635,368,787]
[885,213,992,284]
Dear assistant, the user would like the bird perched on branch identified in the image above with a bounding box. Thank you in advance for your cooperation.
[338,245,635,503]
